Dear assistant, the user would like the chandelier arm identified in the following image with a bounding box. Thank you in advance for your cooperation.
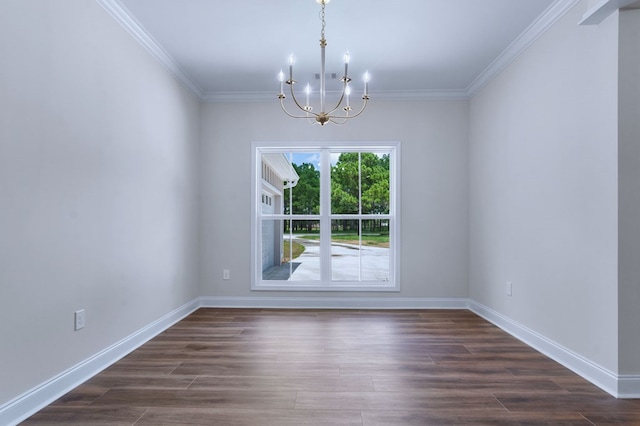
[329,117,348,125]
[346,96,369,119]
[325,96,369,122]
[289,82,319,118]
[325,89,348,116]
[279,97,317,119]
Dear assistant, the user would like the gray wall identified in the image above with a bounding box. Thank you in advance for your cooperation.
[199,100,469,299]
[618,8,640,376]
[469,3,620,372]
[3,0,637,413]
[0,0,201,406]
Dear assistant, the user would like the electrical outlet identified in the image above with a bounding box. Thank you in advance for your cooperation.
[223,269,230,280]
[506,282,512,297]
[74,309,85,331]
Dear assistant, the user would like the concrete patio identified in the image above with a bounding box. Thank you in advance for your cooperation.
[263,236,390,282]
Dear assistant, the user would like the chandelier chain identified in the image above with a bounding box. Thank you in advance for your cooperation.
[320,2,326,43]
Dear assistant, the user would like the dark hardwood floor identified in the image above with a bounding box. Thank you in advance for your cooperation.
[23,309,640,425]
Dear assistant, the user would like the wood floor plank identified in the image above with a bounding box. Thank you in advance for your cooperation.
[189,375,375,392]
[135,408,363,426]
[22,308,640,425]
[496,393,640,413]
[86,374,197,390]
[89,388,297,410]
[372,376,568,394]
[295,391,503,411]
[581,411,640,425]
[361,410,594,426]
[21,407,148,425]
[171,360,339,377]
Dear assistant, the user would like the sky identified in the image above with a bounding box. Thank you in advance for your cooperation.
[290,152,340,169]
[291,152,387,169]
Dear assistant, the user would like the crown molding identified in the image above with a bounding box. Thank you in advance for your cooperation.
[95,0,204,99]
[466,0,581,96]
[373,90,472,101]
[97,0,579,103]
[580,0,639,25]
[201,89,472,103]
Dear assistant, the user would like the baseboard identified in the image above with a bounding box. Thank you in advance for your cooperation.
[618,375,640,399]
[4,297,638,425]
[0,298,201,426]
[199,296,470,309]
[468,300,627,398]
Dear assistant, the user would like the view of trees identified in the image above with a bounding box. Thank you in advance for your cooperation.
[285,162,319,215]
[283,152,390,234]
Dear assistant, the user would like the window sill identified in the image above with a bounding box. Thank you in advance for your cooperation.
[251,282,400,292]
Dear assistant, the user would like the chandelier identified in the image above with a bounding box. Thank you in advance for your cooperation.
[278,0,369,126]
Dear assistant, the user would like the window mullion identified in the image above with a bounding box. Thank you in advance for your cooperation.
[320,149,332,282]
[358,153,362,281]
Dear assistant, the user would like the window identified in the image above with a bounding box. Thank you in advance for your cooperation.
[251,141,400,291]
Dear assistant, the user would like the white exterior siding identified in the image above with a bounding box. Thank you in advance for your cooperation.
[261,194,275,271]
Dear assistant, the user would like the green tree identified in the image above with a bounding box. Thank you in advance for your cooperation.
[282,154,389,233]
[361,153,389,214]
[284,162,320,232]
[331,153,360,215]
[331,152,390,232]
[331,152,389,214]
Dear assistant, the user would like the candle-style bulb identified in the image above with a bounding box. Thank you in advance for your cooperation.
[344,51,350,79]
[288,55,294,81]
[278,70,285,95]
[363,71,370,96]
[345,83,351,108]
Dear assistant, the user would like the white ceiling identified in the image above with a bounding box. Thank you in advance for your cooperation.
[107,0,573,100]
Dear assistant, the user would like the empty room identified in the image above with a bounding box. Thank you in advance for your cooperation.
[1,0,640,424]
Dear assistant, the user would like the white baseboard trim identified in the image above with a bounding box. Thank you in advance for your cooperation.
[4,296,638,426]
[0,298,201,426]
[618,375,640,399]
[199,296,470,310]
[468,300,635,398]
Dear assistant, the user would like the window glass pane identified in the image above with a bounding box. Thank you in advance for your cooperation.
[361,152,391,215]
[330,219,390,282]
[331,219,361,281]
[331,152,360,214]
[287,153,320,215]
[288,220,321,281]
[260,153,291,216]
[262,219,321,281]
[261,219,287,280]
[360,219,390,281]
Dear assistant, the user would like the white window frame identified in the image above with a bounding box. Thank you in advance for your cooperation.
[251,141,401,292]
